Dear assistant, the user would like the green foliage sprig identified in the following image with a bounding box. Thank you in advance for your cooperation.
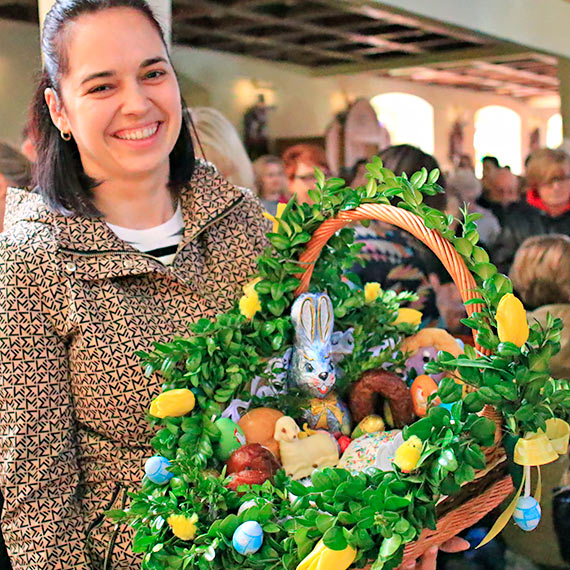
[114,158,570,570]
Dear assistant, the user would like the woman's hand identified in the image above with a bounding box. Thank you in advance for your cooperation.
[402,537,470,570]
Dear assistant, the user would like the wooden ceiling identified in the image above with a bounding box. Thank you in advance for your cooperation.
[0,0,559,99]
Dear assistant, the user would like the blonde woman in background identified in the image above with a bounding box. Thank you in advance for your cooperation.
[252,154,288,215]
[187,107,256,191]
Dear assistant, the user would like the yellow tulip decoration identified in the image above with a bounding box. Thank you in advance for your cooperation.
[149,388,195,419]
[393,308,423,326]
[167,513,199,541]
[239,277,262,320]
[364,282,381,303]
[296,539,357,570]
[393,435,423,473]
[496,293,529,347]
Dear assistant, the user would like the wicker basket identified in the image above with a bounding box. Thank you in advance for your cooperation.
[294,203,514,566]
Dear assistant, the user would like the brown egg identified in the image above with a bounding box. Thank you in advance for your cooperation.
[238,407,284,458]
[410,375,439,417]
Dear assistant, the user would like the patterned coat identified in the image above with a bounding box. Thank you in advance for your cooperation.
[0,161,269,569]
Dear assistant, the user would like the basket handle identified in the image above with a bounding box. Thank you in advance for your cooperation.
[294,203,487,352]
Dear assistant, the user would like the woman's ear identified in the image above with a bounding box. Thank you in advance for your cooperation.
[44,87,70,135]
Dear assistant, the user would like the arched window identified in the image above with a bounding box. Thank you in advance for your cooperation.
[473,105,522,176]
[370,93,434,155]
[546,113,563,149]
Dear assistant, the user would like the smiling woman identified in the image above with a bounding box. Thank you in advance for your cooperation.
[0,1,269,569]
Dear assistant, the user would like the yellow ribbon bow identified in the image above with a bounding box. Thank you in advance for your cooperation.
[478,418,570,547]
[310,395,345,430]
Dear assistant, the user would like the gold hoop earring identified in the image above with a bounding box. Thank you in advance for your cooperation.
[60,131,71,141]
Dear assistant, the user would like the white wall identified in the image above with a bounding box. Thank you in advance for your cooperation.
[0,18,559,172]
[0,19,41,145]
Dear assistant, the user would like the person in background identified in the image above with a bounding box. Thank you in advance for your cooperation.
[480,155,500,195]
[352,144,445,328]
[187,106,256,191]
[282,143,330,204]
[252,154,289,215]
[0,142,33,232]
[492,148,570,273]
[447,168,501,247]
[479,167,521,223]
[504,233,570,568]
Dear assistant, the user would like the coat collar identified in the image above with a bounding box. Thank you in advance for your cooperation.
[8,160,246,283]
[54,159,244,253]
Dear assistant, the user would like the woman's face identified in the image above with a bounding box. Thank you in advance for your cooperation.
[261,162,286,200]
[45,8,182,183]
[538,164,570,215]
[289,161,330,204]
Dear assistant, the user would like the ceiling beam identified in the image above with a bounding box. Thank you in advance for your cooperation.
[176,22,361,63]
[312,0,489,46]
[471,60,559,87]
[176,0,426,54]
[310,44,544,76]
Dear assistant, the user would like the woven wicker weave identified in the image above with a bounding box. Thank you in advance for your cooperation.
[294,204,514,566]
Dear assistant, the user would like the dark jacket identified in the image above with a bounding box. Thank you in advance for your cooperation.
[0,160,268,569]
[490,202,570,274]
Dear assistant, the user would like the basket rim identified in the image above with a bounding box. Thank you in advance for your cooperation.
[294,203,487,353]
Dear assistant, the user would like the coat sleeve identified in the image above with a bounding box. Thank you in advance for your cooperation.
[0,234,90,569]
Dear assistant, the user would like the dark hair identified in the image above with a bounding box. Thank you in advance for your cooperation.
[378,144,447,211]
[30,0,194,217]
[481,155,500,168]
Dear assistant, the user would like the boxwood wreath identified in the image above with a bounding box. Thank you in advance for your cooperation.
[109,158,570,570]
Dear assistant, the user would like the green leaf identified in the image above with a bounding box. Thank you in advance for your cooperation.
[322,526,348,551]
[380,534,402,558]
[470,417,496,443]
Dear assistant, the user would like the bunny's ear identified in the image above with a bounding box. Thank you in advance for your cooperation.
[317,294,334,344]
[291,294,317,344]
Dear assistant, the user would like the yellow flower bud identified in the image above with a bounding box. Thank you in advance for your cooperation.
[167,513,198,541]
[393,308,423,326]
[496,293,529,347]
[364,282,381,303]
[393,435,423,473]
[239,278,262,320]
[296,539,357,570]
[150,388,195,419]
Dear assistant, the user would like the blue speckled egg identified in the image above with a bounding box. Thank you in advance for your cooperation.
[513,496,541,531]
[232,521,264,555]
[145,455,173,485]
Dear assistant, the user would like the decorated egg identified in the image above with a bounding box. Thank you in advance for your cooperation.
[144,455,173,485]
[513,496,542,531]
[232,521,264,555]
[238,407,284,458]
[351,415,385,439]
[411,375,439,417]
[214,418,246,461]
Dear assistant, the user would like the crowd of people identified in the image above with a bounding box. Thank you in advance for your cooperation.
[0,0,569,569]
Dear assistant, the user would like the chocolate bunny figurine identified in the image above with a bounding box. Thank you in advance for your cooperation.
[289,293,352,434]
